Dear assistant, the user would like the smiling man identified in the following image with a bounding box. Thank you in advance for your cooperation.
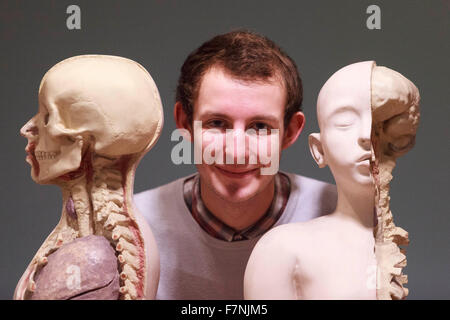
[134,30,337,299]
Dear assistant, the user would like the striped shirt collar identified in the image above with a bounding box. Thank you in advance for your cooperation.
[183,172,291,242]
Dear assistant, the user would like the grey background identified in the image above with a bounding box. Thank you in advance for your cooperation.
[0,0,448,299]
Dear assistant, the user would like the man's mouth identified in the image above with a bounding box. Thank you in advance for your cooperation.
[215,166,260,178]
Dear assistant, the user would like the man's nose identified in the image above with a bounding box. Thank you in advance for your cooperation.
[20,117,38,138]
[226,128,248,164]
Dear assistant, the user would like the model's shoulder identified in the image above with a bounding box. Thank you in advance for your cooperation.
[284,172,337,214]
[284,172,335,189]
[283,172,336,198]
[256,223,304,250]
[258,216,335,255]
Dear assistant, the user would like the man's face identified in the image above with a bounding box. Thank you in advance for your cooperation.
[192,67,287,203]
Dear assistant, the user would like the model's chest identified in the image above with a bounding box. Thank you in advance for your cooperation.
[293,243,377,299]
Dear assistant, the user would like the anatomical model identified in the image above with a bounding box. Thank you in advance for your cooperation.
[244,61,420,300]
[15,55,163,300]
[371,64,419,299]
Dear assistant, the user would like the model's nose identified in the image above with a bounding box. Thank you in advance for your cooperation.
[20,117,38,138]
[358,114,373,150]
[358,134,371,150]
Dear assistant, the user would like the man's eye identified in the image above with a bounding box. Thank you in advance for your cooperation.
[206,119,226,128]
[249,122,270,131]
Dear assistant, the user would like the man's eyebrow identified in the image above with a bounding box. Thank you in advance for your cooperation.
[197,111,231,120]
[197,112,279,123]
[247,115,279,123]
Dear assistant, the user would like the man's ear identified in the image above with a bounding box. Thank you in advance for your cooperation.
[308,133,327,168]
[174,101,193,141]
[281,111,305,150]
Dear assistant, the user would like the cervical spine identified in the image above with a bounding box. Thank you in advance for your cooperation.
[91,158,145,300]
[372,125,409,300]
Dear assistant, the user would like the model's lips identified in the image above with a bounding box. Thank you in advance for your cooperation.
[215,166,260,178]
[357,153,372,163]
[357,160,371,169]
[25,143,40,176]
[25,143,36,161]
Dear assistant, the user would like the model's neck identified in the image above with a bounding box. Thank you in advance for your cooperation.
[200,177,275,231]
[58,155,145,300]
[60,156,133,238]
[62,175,95,236]
[334,184,376,229]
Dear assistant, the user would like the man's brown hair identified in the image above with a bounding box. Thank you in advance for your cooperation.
[176,30,303,128]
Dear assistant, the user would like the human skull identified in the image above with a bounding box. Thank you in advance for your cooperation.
[371,66,420,157]
[20,55,163,184]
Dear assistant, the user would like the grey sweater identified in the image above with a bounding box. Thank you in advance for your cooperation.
[133,172,337,299]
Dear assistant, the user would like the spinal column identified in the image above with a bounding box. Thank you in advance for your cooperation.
[90,155,146,300]
[370,65,420,300]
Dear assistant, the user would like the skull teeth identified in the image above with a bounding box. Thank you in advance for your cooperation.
[34,150,60,160]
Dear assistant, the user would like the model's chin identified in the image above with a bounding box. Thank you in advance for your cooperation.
[356,166,374,184]
[26,154,41,183]
[335,169,374,190]
[30,169,50,185]
[351,173,375,190]
[358,177,375,187]
[28,161,56,185]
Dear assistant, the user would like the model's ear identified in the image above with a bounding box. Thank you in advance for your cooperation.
[282,111,305,150]
[174,101,193,142]
[308,133,327,168]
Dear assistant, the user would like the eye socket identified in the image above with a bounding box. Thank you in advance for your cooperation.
[65,136,76,143]
[44,113,50,126]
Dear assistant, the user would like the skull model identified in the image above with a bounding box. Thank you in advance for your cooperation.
[15,55,163,300]
[22,55,162,183]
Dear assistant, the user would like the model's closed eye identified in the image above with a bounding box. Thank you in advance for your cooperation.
[331,110,358,128]
[334,121,354,128]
